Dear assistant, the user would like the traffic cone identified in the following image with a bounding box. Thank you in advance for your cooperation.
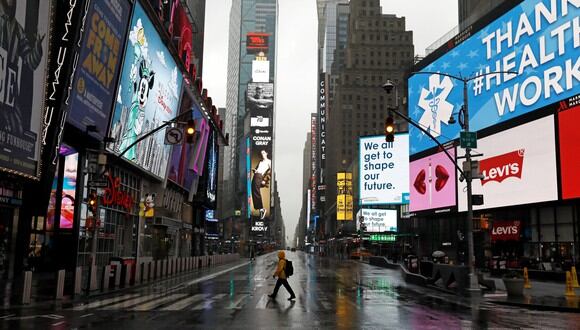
[523,267,531,289]
[565,271,576,297]
[572,266,579,288]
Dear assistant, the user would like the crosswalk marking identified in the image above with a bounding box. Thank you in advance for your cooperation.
[225,294,249,309]
[101,293,165,310]
[191,293,227,310]
[71,293,141,311]
[132,294,187,311]
[160,294,206,311]
[255,294,269,309]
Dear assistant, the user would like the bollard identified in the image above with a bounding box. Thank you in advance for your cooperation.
[135,263,141,284]
[523,267,531,289]
[114,264,122,287]
[22,271,32,304]
[156,260,162,279]
[90,265,98,291]
[143,262,149,283]
[124,264,132,286]
[162,260,167,277]
[572,266,579,288]
[102,265,111,291]
[74,267,82,295]
[566,271,576,297]
[56,269,65,300]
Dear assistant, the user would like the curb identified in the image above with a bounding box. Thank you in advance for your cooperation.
[487,299,580,313]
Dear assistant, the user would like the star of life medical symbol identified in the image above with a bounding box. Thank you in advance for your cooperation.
[417,74,454,138]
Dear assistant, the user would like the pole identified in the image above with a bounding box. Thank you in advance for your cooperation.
[463,81,479,292]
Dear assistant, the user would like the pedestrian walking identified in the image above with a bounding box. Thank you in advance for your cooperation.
[268,250,296,300]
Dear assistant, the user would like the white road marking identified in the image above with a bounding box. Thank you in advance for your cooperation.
[79,313,94,318]
[0,314,15,319]
[185,262,250,287]
[225,294,249,309]
[71,293,140,311]
[51,321,66,326]
[160,294,206,311]
[100,293,164,310]
[191,294,227,310]
[255,294,269,309]
[132,294,187,311]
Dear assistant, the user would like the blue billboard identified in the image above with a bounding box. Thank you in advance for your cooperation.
[108,1,183,178]
[408,0,579,154]
[68,0,132,138]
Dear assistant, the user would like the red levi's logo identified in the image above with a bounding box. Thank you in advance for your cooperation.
[480,149,524,186]
[491,220,521,241]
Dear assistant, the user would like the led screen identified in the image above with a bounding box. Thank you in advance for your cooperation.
[410,148,457,212]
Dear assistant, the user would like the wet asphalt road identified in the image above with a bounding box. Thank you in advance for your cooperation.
[1,251,580,329]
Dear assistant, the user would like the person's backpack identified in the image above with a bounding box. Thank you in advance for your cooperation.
[284,259,294,277]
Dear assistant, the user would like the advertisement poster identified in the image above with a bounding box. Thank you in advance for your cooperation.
[248,82,274,220]
[458,115,557,212]
[337,172,353,221]
[359,135,410,205]
[167,91,196,190]
[357,209,397,232]
[0,0,52,178]
[68,0,132,138]
[252,60,269,83]
[558,102,580,200]
[408,0,580,155]
[410,148,457,212]
[206,131,218,204]
[108,2,183,178]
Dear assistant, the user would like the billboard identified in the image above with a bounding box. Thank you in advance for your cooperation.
[410,148,457,212]
[246,32,269,53]
[310,114,317,212]
[318,73,327,205]
[169,0,195,77]
[558,101,580,200]
[252,60,269,83]
[67,0,132,138]
[458,115,557,212]
[408,0,580,155]
[336,172,353,221]
[359,134,410,205]
[0,0,52,178]
[248,83,274,220]
[108,2,183,178]
[357,209,397,232]
[206,131,219,204]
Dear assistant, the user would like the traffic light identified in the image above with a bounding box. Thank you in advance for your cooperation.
[385,116,395,142]
[88,190,98,214]
[185,119,195,144]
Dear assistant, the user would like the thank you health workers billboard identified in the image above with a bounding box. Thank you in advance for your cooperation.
[408,0,579,154]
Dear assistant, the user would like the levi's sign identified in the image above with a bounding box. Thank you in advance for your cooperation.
[480,149,524,185]
[491,220,521,241]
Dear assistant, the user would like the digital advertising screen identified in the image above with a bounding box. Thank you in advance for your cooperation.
[246,32,269,54]
[408,0,580,155]
[558,101,580,200]
[68,0,132,139]
[359,134,410,205]
[410,148,457,212]
[458,115,558,212]
[246,82,274,117]
[337,172,353,221]
[357,209,397,233]
[0,0,52,178]
[108,1,183,178]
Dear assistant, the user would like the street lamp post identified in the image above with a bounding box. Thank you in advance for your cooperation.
[383,70,515,294]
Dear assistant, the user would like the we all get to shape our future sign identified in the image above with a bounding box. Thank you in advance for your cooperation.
[359,134,410,205]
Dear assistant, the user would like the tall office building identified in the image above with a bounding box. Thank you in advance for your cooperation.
[325,0,414,237]
[221,0,278,247]
[458,0,511,30]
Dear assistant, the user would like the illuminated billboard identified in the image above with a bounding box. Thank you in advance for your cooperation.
[410,148,457,212]
[558,101,580,200]
[359,135,410,205]
[457,115,557,212]
[357,209,397,232]
[0,0,52,178]
[108,2,183,178]
[252,60,270,83]
[337,172,353,221]
[246,32,269,53]
[408,0,580,154]
[68,0,131,139]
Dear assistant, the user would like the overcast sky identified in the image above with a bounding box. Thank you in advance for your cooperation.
[203,0,458,245]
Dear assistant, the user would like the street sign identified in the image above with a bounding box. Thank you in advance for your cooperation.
[88,180,108,188]
[165,127,183,145]
[460,131,477,149]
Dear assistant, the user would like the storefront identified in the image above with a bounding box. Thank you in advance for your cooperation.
[0,182,22,280]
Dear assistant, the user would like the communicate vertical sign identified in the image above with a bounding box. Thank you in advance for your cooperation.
[318,73,327,205]
[310,114,318,213]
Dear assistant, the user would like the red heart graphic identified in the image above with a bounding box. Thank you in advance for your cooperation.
[414,169,426,195]
[435,165,449,191]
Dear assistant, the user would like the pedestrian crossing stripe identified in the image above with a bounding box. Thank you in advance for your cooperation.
[160,294,206,311]
[132,294,188,311]
[71,293,141,311]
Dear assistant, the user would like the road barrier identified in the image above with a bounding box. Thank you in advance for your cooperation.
[74,267,82,295]
[572,266,579,288]
[22,271,32,304]
[102,265,111,291]
[56,269,65,300]
[523,267,532,289]
[565,271,576,297]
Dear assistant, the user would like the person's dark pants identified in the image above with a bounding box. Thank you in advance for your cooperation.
[272,278,295,297]
[251,173,264,209]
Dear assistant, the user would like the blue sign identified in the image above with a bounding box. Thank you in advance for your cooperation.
[408,0,579,154]
[108,2,183,178]
[68,0,132,138]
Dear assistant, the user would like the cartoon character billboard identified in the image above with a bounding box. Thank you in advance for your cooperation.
[108,2,183,178]
[0,0,52,178]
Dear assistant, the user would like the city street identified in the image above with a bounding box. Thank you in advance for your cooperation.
[1,251,579,329]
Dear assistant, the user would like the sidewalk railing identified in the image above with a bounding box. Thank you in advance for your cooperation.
[15,253,241,305]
